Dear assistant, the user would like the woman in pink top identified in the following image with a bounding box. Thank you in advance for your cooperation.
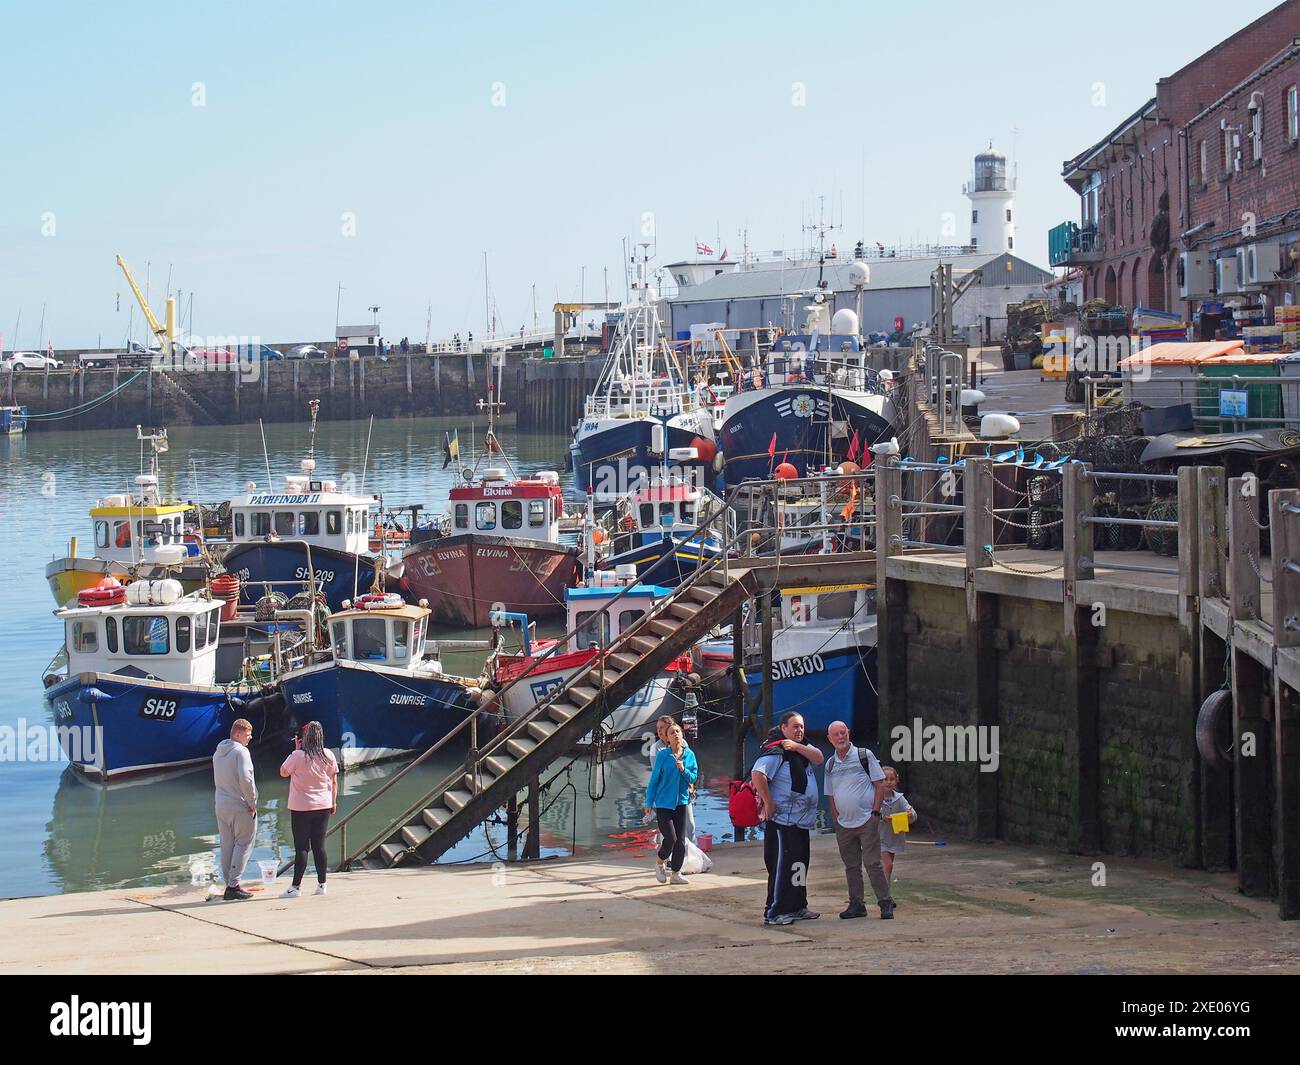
[279,722,339,897]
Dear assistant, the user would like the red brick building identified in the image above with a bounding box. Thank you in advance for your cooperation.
[1050,1,1300,316]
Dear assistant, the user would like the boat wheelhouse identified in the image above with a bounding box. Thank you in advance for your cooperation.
[44,427,211,607]
[599,476,732,586]
[276,594,483,767]
[218,401,391,611]
[43,580,295,779]
[1,405,27,434]
[491,570,690,747]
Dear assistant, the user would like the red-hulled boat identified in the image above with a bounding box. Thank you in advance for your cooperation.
[400,467,580,627]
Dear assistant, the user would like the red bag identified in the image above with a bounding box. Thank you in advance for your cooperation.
[728,779,760,828]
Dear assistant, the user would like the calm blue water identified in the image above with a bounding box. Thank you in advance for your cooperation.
[0,418,750,898]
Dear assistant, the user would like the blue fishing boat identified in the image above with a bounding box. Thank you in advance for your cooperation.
[218,401,399,612]
[1,404,27,434]
[275,594,485,768]
[43,580,300,780]
[596,477,731,587]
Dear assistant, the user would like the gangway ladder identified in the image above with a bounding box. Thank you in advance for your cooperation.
[347,562,757,868]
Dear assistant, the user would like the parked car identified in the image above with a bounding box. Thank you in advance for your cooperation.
[238,342,284,361]
[287,344,329,359]
[2,351,61,371]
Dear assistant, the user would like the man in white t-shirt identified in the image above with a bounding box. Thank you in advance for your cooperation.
[824,720,894,920]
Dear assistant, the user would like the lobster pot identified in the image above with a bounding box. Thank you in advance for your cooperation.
[1092,502,1124,551]
[1143,498,1179,557]
[1027,506,1062,551]
[1027,474,1060,507]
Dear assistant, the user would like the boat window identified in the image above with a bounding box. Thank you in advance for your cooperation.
[640,503,655,526]
[529,500,546,527]
[502,501,523,530]
[326,510,342,535]
[299,512,320,536]
[817,591,857,620]
[95,520,109,549]
[660,503,675,523]
[393,620,410,660]
[454,504,469,529]
[252,513,272,537]
[105,616,118,654]
[71,619,98,654]
[789,596,810,626]
[574,610,609,649]
[476,502,497,531]
[413,618,426,657]
[195,610,208,650]
[353,617,388,661]
[207,609,219,646]
[123,615,170,655]
[234,513,245,537]
[275,512,295,536]
[330,620,349,660]
[682,503,695,525]
[176,615,191,653]
[617,609,645,635]
[114,521,131,548]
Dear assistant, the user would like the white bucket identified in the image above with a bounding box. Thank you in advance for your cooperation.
[259,860,278,885]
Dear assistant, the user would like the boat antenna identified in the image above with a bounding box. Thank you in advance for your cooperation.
[259,419,272,488]
[360,414,374,494]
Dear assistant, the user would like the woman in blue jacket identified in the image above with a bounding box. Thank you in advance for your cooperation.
[644,721,699,884]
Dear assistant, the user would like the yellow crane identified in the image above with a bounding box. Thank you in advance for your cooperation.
[116,255,179,358]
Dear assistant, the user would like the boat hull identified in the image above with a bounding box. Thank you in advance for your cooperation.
[496,649,687,748]
[746,644,878,740]
[720,387,894,483]
[43,674,269,780]
[278,661,479,768]
[400,534,580,628]
[571,415,714,498]
[600,534,723,588]
[45,556,210,609]
[220,542,381,612]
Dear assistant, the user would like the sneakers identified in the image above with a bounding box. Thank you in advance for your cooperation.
[880,898,896,920]
[669,870,689,885]
[792,908,820,921]
[314,882,328,896]
[282,886,301,898]
[654,862,668,884]
[840,901,868,920]
[764,913,796,926]
[222,885,253,902]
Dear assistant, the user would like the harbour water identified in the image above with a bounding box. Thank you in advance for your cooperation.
[0,418,754,898]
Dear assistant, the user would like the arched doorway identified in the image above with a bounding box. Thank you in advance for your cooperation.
[1104,265,1118,304]
[1147,255,1167,312]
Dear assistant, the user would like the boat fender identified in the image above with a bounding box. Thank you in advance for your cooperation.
[1196,689,1234,771]
[78,686,113,703]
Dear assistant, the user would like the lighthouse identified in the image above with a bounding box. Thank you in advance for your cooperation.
[964,144,1016,253]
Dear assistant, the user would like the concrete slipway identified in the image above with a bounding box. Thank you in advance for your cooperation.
[1,836,1297,975]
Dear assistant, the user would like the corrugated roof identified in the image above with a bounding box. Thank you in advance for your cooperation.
[669,252,1050,303]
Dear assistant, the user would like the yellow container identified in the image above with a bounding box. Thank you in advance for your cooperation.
[890,812,910,833]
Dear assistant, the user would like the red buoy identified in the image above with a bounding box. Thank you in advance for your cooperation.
[774,462,798,480]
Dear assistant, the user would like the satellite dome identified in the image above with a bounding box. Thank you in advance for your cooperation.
[846,260,870,288]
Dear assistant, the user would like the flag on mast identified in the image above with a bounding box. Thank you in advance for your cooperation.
[442,429,460,469]
[696,241,713,256]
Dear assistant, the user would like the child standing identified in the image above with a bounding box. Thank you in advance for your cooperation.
[878,766,916,882]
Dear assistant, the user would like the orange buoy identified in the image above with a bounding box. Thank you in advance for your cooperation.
[689,436,718,464]
[774,462,798,480]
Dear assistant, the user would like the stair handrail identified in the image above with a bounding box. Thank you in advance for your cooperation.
[336,480,754,866]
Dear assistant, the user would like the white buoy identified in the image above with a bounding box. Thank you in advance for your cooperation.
[152,544,188,566]
[980,413,1021,439]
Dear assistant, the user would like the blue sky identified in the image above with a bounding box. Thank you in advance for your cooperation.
[0,0,1282,348]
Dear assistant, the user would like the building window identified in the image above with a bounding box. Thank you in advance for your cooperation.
[971,210,978,224]
[1288,85,1299,142]
[1008,236,1014,250]
[1251,98,1264,163]
[1223,127,1234,173]
[1198,139,1208,184]
[1005,208,1012,222]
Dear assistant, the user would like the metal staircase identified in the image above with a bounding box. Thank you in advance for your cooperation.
[342,559,757,869]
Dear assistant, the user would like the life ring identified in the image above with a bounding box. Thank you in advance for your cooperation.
[1196,689,1234,771]
[77,577,126,607]
[621,515,637,531]
[356,592,403,610]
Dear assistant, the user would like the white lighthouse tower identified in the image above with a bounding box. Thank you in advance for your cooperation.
[964,144,1016,253]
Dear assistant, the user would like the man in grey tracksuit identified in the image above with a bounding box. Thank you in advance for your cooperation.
[212,719,258,901]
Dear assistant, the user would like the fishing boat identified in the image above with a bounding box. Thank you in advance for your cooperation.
[595,474,732,587]
[42,579,301,780]
[570,246,716,500]
[718,253,896,484]
[219,401,399,612]
[44,427,212,607]
[275,593,486,768]
[400,380,580,627]
[489,569,691,748]
[1,404,27,434]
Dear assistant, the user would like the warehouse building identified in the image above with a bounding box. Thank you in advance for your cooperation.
[665,250,1053,343]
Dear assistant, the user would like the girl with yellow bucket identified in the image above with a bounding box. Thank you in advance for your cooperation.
[879,767,917,882]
